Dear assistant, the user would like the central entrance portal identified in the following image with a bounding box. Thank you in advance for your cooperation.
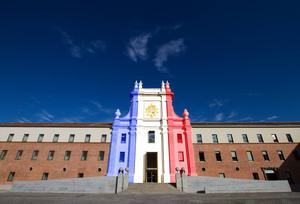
[145,152,158,182]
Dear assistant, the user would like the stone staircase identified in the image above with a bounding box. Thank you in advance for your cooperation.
[121,183,184,194]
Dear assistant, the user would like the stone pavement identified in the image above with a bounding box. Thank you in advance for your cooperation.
[120,183,183,194]
[1,192,300,204]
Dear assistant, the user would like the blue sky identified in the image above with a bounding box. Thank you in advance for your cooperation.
[0,1,300,123]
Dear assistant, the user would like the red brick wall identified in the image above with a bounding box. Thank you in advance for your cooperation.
[0,142,110,184]
[193,143,300,183]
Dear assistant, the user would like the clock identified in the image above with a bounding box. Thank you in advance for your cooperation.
[145,104,158,118]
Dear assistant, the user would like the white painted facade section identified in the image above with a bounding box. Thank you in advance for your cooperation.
[134,83,170,183]
[0,127,111,143]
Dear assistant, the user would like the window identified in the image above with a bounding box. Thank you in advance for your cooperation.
[196,134,203,143]
[277,150,285,161]
[227,134,234,143]
[7,134,14,142]
[0,150,8,160]
[293,150,300,160]
[64,151,71,161]
[231,151,238,161]
[37,134,44,142]
[98,151,105,161]
[31,150,39,160]
[68,134,75,143]
[121,133,126,143]
[85,134,91,143]
[178,151,184,162]
[257,134,264,143]
[47,151,55,160]
[199,151,205,161]
[272,134,279,143]
[119,152,125,162]
[53,134,59,142]
[78,173,84,178]
[246,151,254,161]
[15,150,23,160]
[7,172,15,182]
[177,134,183,143]
[42,172,49,180]
[81,151,88,161]
[212,134,218,143]
[252,172,259,180]
[148,131,155,143]
[242,134,249,143]
[286,134,293,143]
[219,173,225,178]
[22,134,29,142]
[262,151,269,161]
[215,151,222,161]
[101,134,107,143]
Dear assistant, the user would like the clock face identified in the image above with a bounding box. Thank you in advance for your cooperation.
[145,104,158,118]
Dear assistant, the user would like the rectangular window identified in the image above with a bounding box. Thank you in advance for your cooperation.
[47,151,55,160]
[257,134,264,143]
[7,172,15,182]
[0,150,8,160]
[68,134,75,143]
[31,150,39,160]
[15,150,23,160]
[119,152,125,162]
[81,151,88,161]
[148,131,155,143]
[231,151,238,161]
[277,150,285,161]
[212,134,218,143]
[178,151,184,162]
[22,134,29,142]
[286,134,293,143]
[78,173,84,178]
[121,133,126,143]
[242,134,249,143]
[64,151,71,161]
[293,150,300,160]
[272,134,279,143]
[199,151,205,161]
[196,134,203,143]
[247,151,254,161]
[177,134,183,143]
[215,151,222,161]
[53,134,59,142]
[219,173,225,178]
[252,172,259,180]
[262,151,269,161]
[37,134,44,142]
[7,134,14,142]
[42,172,49,180]
[85,134,91,143]
[227,134,234,143]
[98,151,105,161]
[101,134,107,143]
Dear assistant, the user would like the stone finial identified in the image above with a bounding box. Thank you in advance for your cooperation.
[119,167,124,174]
[161,80,165,89]
[166,81,170,88]
[175,167,180,172]
[134,80,138,89]
[125,167,129,173]
[115,109,121,118]
[181,167,186,175]
[183,108,189,118]
[138,80,143,88]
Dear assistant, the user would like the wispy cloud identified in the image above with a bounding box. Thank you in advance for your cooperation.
[126,33,152,62]
[259,115,279,122]
[36,110,55,122]
[153,38,186,73]
[227,111,238,119]
[90,101,113,114]
[214,113,224,121]
[57,116,85,122]
[209,99,228,108]
[56,28,106,58]
[80,101,114,116]
[169,23,183,30]
[16,117,31,123]
[237,117,253,122]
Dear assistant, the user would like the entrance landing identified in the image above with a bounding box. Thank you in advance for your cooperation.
[121,183,184,194]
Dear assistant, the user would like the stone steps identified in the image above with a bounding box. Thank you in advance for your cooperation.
[121,183,184,194]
